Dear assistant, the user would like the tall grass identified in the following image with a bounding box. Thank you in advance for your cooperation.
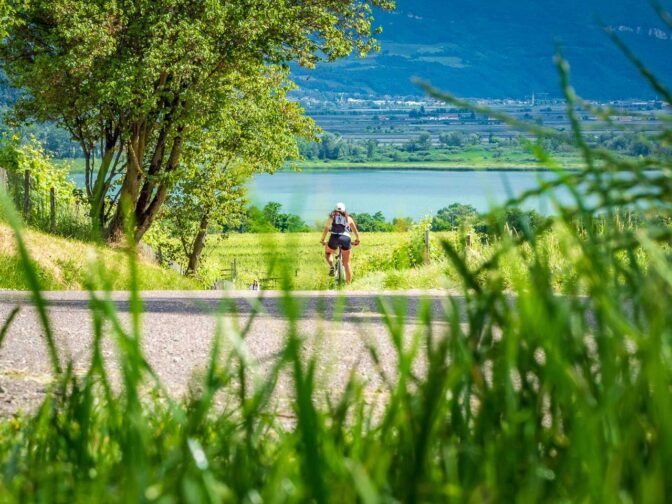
[0,52,672,503]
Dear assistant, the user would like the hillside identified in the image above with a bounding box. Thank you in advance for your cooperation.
[0,224,199,290]
[292,0,672,99]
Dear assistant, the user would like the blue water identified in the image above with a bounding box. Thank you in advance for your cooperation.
[71,169,570,222]
[248,169,565,223]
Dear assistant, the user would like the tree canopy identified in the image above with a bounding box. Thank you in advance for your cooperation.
[1,0,393,240]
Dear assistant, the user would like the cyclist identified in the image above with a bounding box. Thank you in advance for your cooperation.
[320,202,360,285]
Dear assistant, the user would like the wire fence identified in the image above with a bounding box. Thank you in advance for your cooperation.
[0,166,90,238]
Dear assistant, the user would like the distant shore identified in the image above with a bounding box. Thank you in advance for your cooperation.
[290,160,585,171]
[59,159,586,175]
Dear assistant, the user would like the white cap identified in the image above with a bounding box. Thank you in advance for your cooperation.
[335,202,346,212]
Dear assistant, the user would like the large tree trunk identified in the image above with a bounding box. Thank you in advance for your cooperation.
[106,126,184,244]
[186,213,210,276]
[105,134,144,243]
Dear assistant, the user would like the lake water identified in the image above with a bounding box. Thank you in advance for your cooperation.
[71,169,569,222]
[248,169,566,223]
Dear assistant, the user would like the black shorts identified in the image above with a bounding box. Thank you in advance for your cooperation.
[328,234,352,251]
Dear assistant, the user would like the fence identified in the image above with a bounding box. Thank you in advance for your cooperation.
[0,167,90,237]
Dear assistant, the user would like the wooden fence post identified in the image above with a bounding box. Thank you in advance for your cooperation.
[0,167,7,193]
[465,233,472,249]
[50,187,56,231]
[424,228,430,264]
[23,170,30,219]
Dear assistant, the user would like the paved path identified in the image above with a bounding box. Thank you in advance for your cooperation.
[0,290,460,415]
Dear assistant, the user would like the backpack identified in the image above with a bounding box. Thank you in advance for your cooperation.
[330,213,350,235]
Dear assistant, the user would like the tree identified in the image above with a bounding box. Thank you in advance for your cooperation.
[431,203,479,231]
[366,139,378,159]
[403,133,432,152]
[351,211,391,232]
[1,0,393,242]
[148,68,316,275]
[438,132,465,147]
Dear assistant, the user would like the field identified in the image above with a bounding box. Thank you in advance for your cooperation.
[206,229,575,292]
[210,231,451,290]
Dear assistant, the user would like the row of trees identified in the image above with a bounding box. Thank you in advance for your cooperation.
[202,201,549,238]
[0,0,394,275]
[297,129,665,163]
[297,131,567,161]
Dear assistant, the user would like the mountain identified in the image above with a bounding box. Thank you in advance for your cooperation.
[292,0,672,99]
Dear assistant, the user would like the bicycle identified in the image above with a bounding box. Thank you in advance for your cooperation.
[333,245,346,288]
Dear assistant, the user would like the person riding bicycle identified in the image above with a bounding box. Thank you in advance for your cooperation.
[320,202,360,285]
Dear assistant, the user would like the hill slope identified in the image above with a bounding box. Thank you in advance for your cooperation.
[293,0,672,99]
[0,224,199,290]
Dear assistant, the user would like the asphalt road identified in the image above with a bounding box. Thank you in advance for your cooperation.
[0,290,458,415]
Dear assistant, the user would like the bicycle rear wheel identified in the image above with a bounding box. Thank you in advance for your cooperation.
[334,251,346,288]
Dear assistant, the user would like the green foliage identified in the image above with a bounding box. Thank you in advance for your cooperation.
[475,207,551,237]
[350,210,392,232]
[0,136,88,238]
[431,203,479,231]
[0,136,75,205]
[391,216,439,268]
[402,132,432,152]
[255,202,310,233]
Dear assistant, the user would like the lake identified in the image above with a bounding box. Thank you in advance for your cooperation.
[71,169,570,222]
[248,169,566,223]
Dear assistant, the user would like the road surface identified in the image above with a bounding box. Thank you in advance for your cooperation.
[0,290,459,415]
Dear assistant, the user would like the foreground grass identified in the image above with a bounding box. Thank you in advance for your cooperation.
[0,223,199,290]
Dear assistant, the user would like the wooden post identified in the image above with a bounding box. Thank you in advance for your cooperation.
[0,167,7,193]
[232,258,237,282]
[465,233,472,249]
[22,170,30,219]
[49,188,56,231]
[424,228,430,264]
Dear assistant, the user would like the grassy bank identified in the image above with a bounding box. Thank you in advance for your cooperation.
[294,154,585,171]
[293,160,583,170]
[0,223,199,290]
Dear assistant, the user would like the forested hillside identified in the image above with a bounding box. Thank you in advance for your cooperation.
[293,0,672,98]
